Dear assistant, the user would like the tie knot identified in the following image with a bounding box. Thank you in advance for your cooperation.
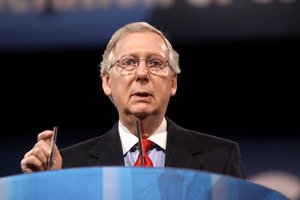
[142,138,153,152]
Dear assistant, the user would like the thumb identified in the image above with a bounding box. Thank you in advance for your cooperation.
[50,144,62,170]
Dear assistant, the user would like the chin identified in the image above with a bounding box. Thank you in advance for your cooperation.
[131,109,153,118]
[133,112,150,117]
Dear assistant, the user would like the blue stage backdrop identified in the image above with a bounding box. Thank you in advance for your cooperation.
[0,0,299,51]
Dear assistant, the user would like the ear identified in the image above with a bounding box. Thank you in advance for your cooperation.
[102,75,112,96]
[170,74,177,96]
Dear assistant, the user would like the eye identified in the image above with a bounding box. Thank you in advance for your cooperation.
[120,57,137,66]
[147,58,163,68]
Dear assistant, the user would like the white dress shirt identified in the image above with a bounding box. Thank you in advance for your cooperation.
[118,118,167,167]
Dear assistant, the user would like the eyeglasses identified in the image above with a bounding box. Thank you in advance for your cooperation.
[112,55,170,76]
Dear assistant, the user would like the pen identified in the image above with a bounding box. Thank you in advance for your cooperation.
[136,120,144,166]
[46,126,58,171]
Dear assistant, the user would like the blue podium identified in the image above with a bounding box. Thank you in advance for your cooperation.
[0,167,288,200]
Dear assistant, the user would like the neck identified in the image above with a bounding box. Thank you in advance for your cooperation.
[121,115,164,138]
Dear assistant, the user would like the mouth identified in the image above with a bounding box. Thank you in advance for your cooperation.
[131,91,153,99]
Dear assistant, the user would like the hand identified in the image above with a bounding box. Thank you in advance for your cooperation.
[20,130,62,173]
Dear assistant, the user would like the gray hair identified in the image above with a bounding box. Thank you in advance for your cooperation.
[99,21,181,76]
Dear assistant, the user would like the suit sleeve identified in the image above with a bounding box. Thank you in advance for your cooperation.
[225,142,245,179]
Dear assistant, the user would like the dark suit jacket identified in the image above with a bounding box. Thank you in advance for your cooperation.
[60,118,245,179]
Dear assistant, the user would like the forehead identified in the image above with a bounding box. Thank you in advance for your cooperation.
[114,32,168,57]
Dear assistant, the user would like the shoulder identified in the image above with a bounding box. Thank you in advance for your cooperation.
[60,135,103,156]
[166,118,240,150]
[60,123,119,155]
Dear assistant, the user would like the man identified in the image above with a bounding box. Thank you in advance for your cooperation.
[21,21,245,179]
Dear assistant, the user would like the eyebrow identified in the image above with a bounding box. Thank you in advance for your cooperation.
[120,54,166,58]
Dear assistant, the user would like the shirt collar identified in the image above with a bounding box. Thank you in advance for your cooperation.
[118,118,167,155]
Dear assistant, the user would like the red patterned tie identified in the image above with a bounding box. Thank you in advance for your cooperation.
[134,138,154,167]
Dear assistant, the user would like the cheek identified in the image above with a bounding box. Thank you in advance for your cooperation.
[156,81,173,98]
[110,76,131,95]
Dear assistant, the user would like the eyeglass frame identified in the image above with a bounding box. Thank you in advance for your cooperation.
[110,54,171,76]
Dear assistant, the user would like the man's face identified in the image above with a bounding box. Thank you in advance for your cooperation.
[102,32,177,121]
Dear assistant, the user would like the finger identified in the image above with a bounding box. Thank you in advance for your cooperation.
[37,130,53,142]
[23,140,52,171]
[31,142,49,164]
[21,154,44,173]
[34,140,52,156]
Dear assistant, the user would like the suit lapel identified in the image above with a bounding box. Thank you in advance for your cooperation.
[83,119,204,169]
[88,122,124,166]
[165,119,204,170]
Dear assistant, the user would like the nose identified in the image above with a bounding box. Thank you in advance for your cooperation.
[135,59,149,82]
